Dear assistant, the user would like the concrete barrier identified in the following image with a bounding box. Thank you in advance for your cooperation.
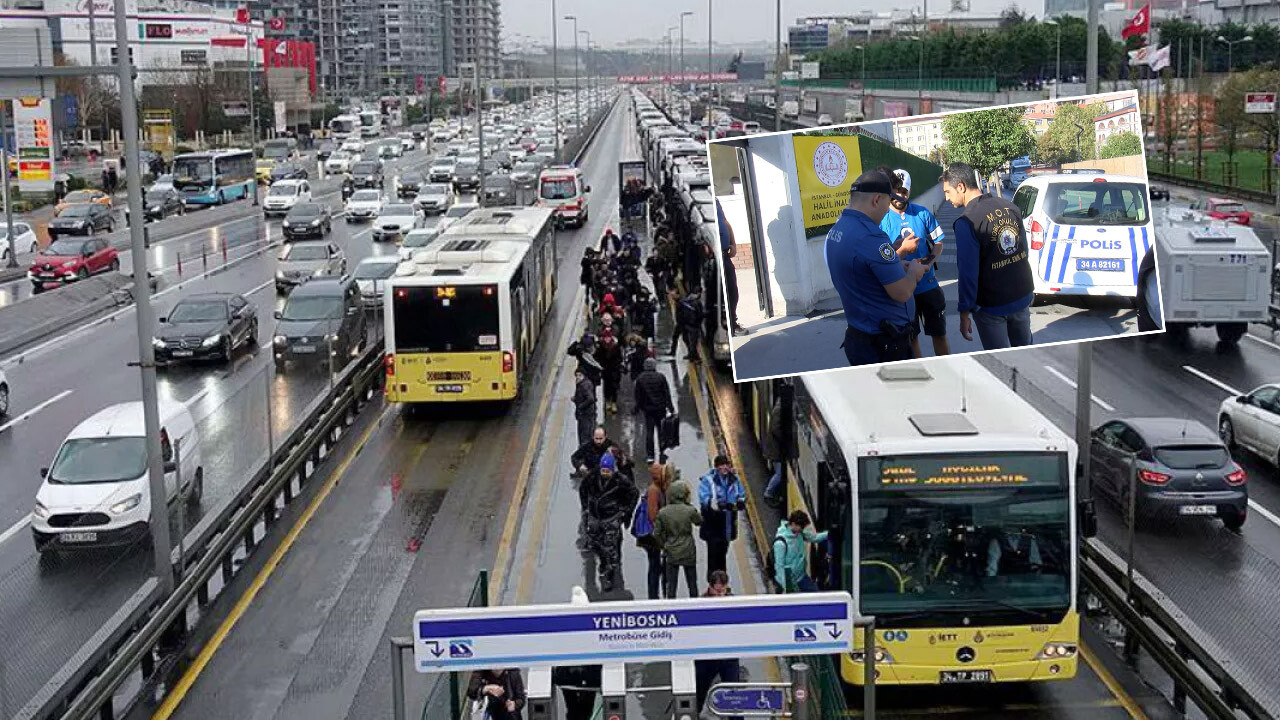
[0,273,135,358]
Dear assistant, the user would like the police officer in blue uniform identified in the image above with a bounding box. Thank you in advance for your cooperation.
[825,170,931,366]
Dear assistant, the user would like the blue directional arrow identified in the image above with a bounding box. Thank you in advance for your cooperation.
[824,622,843,639]
[426,640,444,658]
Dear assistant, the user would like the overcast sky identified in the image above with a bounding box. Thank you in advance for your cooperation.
[502,0,1044,47]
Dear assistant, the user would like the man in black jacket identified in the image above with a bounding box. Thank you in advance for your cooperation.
[572,369,597,447]
[633,357,674,463]
[580,451,640,592]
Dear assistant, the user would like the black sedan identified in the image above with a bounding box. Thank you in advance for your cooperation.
[316,141,337,162]
[397,170,425,198]
[154,292,259,366]
[282,202,332,240]
[1089,417,1247,531]
[270,162,309,182]
[47,203,114,238]
[126,189,186,224]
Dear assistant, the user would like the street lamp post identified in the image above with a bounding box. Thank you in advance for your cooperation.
[580,30,592,115]
[707,0,714,127]
[680,10,693,91]
[1045,18,1061,99]
[1216,34,1253,73]
[551,0,560,157]
[855,44,865,86]
[245,23,259,206]
[774,0,781,131]
[565,14,580,132]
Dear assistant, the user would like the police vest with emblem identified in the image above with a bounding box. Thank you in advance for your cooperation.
[959,194,1034,308]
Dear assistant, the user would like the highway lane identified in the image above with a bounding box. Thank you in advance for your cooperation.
[0,146,441,717]
[985,330,1280,712]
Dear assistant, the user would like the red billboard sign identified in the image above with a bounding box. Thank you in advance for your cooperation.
[617,72,738,83]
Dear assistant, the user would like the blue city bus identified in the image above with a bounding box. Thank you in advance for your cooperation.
[171,149,256,206]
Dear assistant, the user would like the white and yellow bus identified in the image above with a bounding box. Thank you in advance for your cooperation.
[748,356,1090,686]
[384,207,557,403]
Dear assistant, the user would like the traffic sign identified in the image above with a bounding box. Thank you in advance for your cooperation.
[707,684,786,716]
[1246,92,1275,114]
[413,592,854,673]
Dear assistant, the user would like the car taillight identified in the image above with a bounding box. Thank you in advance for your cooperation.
[1226,465,1247,486]
[1029,219,1044,251]
[502,351,514,373]
[1138,469,1171,485]
[384,353,395,376]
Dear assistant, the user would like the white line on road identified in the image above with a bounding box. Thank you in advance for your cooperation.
[1181,365,1241,396]
[0,389,73,435]
[0,514,31,547]
[1250,500,1280,529]
[1245,333,1280,353]
[1044,365,1116,412]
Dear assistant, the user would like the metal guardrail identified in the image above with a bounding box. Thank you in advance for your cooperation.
[1080,538,1276,720]
[1148,169,1278,206]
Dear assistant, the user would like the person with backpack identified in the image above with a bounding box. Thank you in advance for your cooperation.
[633,461,676,599]
[772,510,829,592]
[466,668,527,720]
[697,455,746,582]
[672,289,703,361]
[652,479,701,598]
[579,451,639,592]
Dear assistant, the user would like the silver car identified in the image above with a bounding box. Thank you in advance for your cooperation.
[353,255,400,307]
[371,203,422,243]
[1220,384,1280,471]
[275,240,347,294]
[414,183,454,214]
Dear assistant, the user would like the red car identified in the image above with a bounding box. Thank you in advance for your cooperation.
[1193,197,1252,225]
[28,237,120,292]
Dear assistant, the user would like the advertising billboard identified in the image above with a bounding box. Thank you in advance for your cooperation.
[13,97,55,192]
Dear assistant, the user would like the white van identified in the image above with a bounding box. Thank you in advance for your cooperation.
[536,165,591,227]
[32,400,203,553]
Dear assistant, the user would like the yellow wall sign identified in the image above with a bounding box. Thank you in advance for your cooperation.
[791,135,863,236]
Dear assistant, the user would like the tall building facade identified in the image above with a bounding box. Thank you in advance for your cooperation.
[444,0,499,78]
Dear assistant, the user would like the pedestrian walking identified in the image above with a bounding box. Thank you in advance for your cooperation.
[716,198,750,337]
[879,169,950,358]
[772,510,828,592]
[761,384,795,506]
[595,334,623,415]
[571,426,618,549]
[631,286,657,340]
[466,668,526,720]
[694,571,742,719]
[567,333,603,387]
[633,356,674,463]
[652,479,701,598]
[824,169,929,366]
[940,161,1035,350]
[697,455,747,582]
[625,333,650,383]
[579,451,639,592]
[635,461,677,599]
[571,369,597,447]
[599,227,621,254]
[672,289,703,361]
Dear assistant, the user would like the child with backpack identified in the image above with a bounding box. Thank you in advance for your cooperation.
[632,461,678,600]
[771,510,828,593]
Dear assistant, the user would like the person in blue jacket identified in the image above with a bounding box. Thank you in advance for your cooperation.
[879,169,950,358]
[697,455,747,583]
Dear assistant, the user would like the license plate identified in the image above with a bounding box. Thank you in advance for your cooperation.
[171,350,193,357]
[40,273,57,279]
[61,531,98,543]
[435,384,465,393]
[292,345,316,354]
[1077,258,1125,272]
[940,670,992,683]
[1179,504,1217,515]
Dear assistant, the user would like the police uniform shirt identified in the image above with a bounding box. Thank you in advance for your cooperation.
[824,208,911,335]
[879,202,945,294]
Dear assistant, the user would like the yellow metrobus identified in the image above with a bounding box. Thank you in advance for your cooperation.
[749,356,1083,686]
[383,207,557,403]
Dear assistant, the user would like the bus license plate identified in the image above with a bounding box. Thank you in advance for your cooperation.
[1077,258,1125,272]
[940,670,992,684]
[61,531,98,543]
[436,384,465,393]
[1179,505,1217,515]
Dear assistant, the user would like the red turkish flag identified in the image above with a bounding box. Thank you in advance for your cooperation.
[268,16,285,31]
[1121,4,1149,40]
[234,6,249,23]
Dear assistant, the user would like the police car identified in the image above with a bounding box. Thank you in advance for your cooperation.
[1010,169,1153,302]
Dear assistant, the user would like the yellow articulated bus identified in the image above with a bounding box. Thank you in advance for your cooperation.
[383,207,557,403]
[747,356,1089,686]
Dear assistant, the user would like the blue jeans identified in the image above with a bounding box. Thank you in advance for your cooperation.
[974,307,1032,350]
[793,573,819,592]
[764,462,785,499]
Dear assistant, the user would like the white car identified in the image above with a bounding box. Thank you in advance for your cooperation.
[1,221,40,262]
[262,179,313,217]
[429,157,458,183]
[1011,170,1153,302]
[817,113,833,125]
[414,183,454,214]
[436,201,479,233]
[397,133,417,152]
[371,202,422,243]
[353,255,400,307]
[344,189,384,222]
[325,150,356,174]
[340,140,366,155]
[399,227,441,261]
[1219,384,1280,471]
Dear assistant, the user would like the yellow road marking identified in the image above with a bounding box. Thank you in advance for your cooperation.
[1081,642,1150,720]
[153,403,397,719]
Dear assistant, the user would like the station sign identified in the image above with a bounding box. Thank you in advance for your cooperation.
[707,684,787,716]
[413,592,854,673]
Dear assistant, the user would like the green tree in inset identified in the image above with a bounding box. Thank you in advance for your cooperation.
[1099,131,1142,159]
[940,107,1035,182]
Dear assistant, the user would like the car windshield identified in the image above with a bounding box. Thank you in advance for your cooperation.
[269,184,300,196]
[1213,202,1246,214]
[60,205,94,217]
[288,204,322,218]
[421,184,449,196]
[403,230,437,247]
[456,162,478,172]
[330,151,350,160]
[46,239,85,254]
[272,164,299,175]
[514,162,538,173]
[540,178,577,200]
[1045,182,1149,226]
[351,190,380,202]
[145,191,171,203]
[382,204,415,216]
[263,144,292,160]
[281,294,344,321]
[49,437,147,484]
[169,300,228,322]
[445,205,475,219]
[1154,445,1229,469]
[353,162,379,174]
[282,245,329,261]
[64,191,98,203]
[354,261,397,279]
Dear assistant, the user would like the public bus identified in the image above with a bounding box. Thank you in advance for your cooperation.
[746,356,1087,687]
[384,207,557,403]
[170,149,255,206]
[329,114,360,141]
[359,110,383,139]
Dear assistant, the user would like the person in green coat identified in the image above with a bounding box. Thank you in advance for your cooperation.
[773,510,828,593]
[652,480,702,598]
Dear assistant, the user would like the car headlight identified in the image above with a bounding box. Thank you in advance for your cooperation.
[276,271,286,280]
[201,334,223,348]
[273,335,287,346]
[76,220,88,227]
[282,220,290,227]
[310,219,321,226]
[327,333,340,342]
[153,337,167,348]
[149,206,160,212]
[33,501,49,518]
[62,261,77,268]
[110,493,142,515]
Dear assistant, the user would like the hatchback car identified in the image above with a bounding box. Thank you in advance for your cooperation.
[55,189,111,216]
[263,179,313,217]
[154,292,258,365]
[1090,417,1247,530]
[344,189,384,222]
[352,255,399,307]
[316,140,337,162]
[371,203,422,243]
[275,240,346,293]
[29,237,119,291]
[272,276,368,372]
[282,202,332,240]
[398,227,441,261]
[1190,197,1252,226]
[350,160,385,189]
[0,221,40,262]
[1219,384,1280,471]
[482,174,516,206]
[48,203,114,238]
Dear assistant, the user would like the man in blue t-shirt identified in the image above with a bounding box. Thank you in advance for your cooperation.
[824,169,931,366]
[879,169,950,358]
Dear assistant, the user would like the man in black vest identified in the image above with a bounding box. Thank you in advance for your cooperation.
[940,162,1035,349]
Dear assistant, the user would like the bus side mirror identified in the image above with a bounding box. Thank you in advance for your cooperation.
[1078,498,1098,538]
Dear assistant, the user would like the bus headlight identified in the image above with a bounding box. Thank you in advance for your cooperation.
[1036,643,1077,660]
[851,647,894,664]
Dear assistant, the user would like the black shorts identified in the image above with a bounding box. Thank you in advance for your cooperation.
[913,286,947,338]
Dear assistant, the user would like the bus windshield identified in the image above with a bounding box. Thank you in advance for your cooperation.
[172,157,214,189]
[856,452,1070,622]
[393,285,499,353]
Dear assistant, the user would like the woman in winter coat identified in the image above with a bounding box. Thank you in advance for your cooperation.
[636,461,678,599]
[466,668,527,720]
[594,334,624,415]
[652,480,702,598]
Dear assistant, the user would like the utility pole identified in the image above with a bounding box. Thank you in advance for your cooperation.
[552,0,560,157]
[565,15,579,131]
[245,21,259,206]
[773,0,781,132]
[680,11,693,92]
[708,0,714,127]
[2,102,16,268]
[1086,0,1098,93]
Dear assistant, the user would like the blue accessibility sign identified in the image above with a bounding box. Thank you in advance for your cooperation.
[707,685,786,716]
